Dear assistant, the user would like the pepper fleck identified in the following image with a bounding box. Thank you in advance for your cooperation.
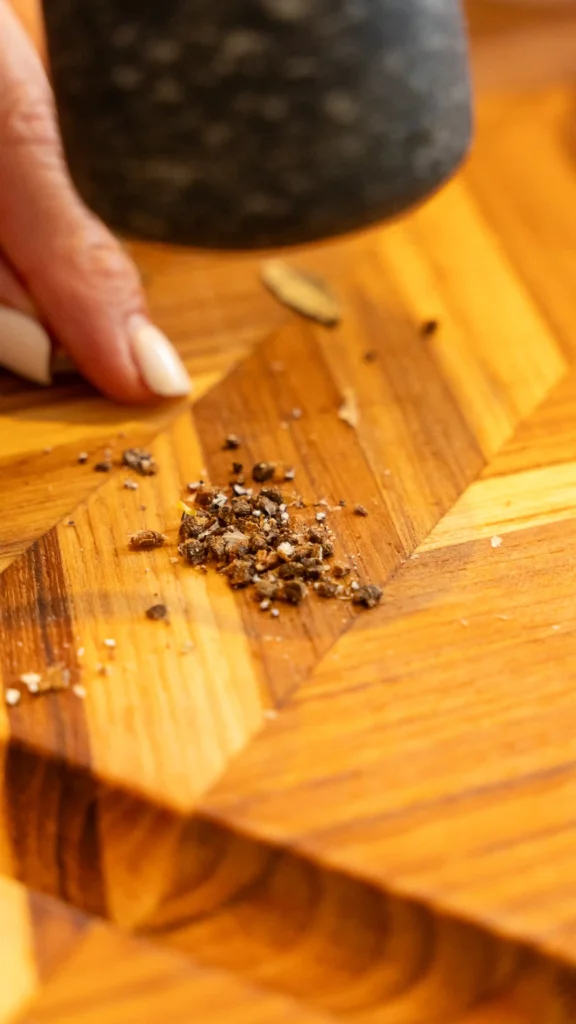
[252,462,275,483]
[129,530,167,551]
[420,319,439,337]
[146,603,168,621]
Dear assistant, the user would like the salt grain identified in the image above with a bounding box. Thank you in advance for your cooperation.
[316,512,326,522]
[104,638,116,649]
[491,536,503,549]
[19,672,41,689]
[77,647,85,658]
[271,608,280,618]
[5,688,21,706]
[338,389,359,429]
[72,684,87,699]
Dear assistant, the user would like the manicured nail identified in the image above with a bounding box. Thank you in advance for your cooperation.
[129,315,191,397]
[0,307,51,385]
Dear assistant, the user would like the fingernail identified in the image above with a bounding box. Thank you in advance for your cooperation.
[128,315,191,397]
[0,307,52,385]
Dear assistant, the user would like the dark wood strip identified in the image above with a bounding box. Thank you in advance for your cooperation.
[0,527,106,915]
[194,317,483,704]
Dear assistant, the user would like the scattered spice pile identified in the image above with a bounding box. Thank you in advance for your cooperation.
[4,442,383,707]
[172,463,382,613]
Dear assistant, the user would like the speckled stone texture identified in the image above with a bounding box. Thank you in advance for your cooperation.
[42,0,472,248]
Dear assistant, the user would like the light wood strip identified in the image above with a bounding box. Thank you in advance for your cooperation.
[28,888,88,983]
[420,458,576,550]
[12,923,334,1024]
[54,411,264,810]
[468,87,576,360]
[485,368,576,479]
[0,876,38,1023]
[202,517,576,971]
[378,180,566,458]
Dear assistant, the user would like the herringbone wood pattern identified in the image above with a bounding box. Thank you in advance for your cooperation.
[3,2,576,1022]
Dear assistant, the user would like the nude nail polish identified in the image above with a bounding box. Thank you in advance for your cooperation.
[0,307,52,385]
[129,315,191,397]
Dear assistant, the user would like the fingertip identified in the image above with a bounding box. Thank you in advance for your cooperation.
[63,313,192,404]
[128,316,192,399]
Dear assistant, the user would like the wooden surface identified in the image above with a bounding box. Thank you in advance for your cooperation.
[4,874,566,1024]
[4,2,576,1022]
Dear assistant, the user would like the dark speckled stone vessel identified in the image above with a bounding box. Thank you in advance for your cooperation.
[42,0,472,248]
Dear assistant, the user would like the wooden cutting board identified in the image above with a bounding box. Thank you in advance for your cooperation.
[4,4,576,1022]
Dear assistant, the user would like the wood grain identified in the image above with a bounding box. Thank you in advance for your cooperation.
[0,876,37,1023]
[0,873,568,1024]
[466,0,576,94]
[4,1,576,1021]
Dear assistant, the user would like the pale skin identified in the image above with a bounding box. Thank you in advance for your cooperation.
[0,0,191,402]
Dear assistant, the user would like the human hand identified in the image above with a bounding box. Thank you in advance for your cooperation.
[0,0,191,402]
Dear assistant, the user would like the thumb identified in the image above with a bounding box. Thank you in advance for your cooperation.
[0,0,191,403]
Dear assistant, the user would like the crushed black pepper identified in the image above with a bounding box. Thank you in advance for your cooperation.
[352,584,383,608]
[420,319,439,337]
[146,603,168,620]
[122,448,158,476]
[354,504,369,517]
[332,563,351,579]
[252,462,276,483]
[94,461,112,473]
[176,476,382,610]
[315,580,339,599]
[129,530,167,551]
[223,434,241,450]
